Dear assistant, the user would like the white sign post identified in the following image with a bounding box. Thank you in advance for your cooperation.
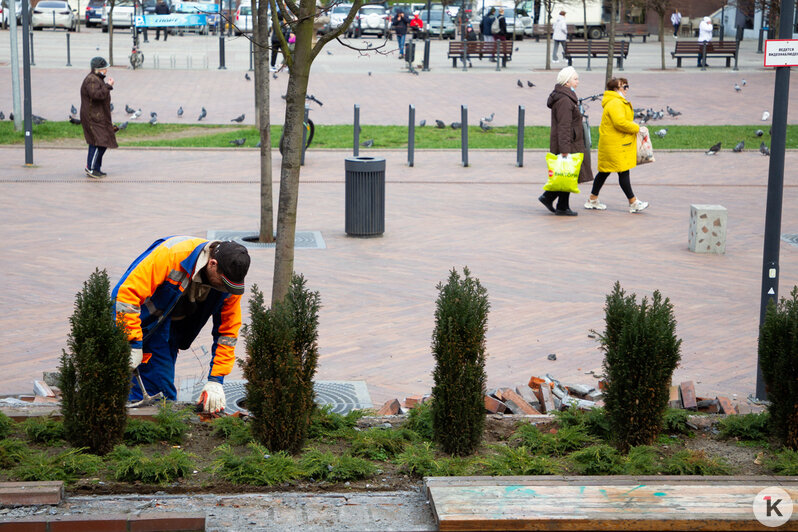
[764,39,798,67]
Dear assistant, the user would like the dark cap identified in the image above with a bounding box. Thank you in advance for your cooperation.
[90,56,109,70]
[213,241,250,295]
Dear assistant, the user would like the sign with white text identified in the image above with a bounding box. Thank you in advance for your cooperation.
[764,39,798,67]
[135,13,207,26]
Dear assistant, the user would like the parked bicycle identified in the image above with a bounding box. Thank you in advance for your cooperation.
[577,93,602,149]
[130,23,144,69]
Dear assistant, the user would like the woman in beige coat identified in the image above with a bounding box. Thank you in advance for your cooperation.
[585,77,648,213]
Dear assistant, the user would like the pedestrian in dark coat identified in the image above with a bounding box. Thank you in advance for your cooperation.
[155,0,170,41]
[539,66,592,216]
[80,56,117,179]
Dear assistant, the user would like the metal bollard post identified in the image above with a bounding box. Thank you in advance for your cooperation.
[516,105,525,167]
[353,104,360,156]
[733,37,740,71]
[218,31,226,69]
[408,104,415,167]
[701,41,707,70]
[495,41,500,71]
[461,105,468,167]
[618,40,625,71]
[52,11,56,28]
[66,33,72,66]
[422,38,430,71]
[301,105,309,165]
[586,39,591,71]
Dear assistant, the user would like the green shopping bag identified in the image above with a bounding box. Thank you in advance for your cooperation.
[543,153,583,194]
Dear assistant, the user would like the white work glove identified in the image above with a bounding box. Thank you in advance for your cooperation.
[130,347,143,369]
[197,381,226,414]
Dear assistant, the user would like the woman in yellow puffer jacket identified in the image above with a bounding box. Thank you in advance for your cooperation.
[585,77,649,213]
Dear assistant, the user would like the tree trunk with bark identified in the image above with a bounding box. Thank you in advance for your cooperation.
[659,13,665,69]
[108,6,114,66]
[605,0,616,82]
[254,0,274,243]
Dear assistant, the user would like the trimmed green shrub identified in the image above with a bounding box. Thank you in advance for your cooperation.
[212,416,253,446]
[718,412,771,442]
[0,411,11,440]
[768,448,798,475]
[759,287,798,449]
[110,445,195,484]
[569,444,625,475]
[431,267,490,456]
[554,407,611,440]
[13,448,103,482]
[154,401,191,444]
[662,449,729,475]
[242,277,321,453]
[350,428,417,461]
[210,443,301,485]
[60,269,130,455]
[595,283,682,451]
[477,445,563,475]
[124,419,164,445]
[299,448,376,482]
[510,423,595,456]
[0,439,28,468]
[662,408,693,435]
[405,400,434,441]
[307,405,361,441]
[22,417,65,444]
[623,445,660,474]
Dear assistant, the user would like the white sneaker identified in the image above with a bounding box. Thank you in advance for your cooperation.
[629,199,649,213]
[584,198,607,210]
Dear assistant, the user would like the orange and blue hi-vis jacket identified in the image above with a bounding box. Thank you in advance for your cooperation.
[111,236,242,383]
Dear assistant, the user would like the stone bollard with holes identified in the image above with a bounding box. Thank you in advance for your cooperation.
[689,204,727,254]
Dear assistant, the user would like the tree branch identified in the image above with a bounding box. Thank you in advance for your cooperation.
[311,0,365,58]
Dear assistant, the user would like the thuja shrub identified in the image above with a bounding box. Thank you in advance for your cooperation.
[596,282,682,452]
[405,400,434,441]
[242,276,321,453]
[431,267,490,456]
[0,411,11,440]
[110,445,196,484]
[758,288,798,449]
[211,416,253,446]
[60,269,130,455]
[22,417,65,444]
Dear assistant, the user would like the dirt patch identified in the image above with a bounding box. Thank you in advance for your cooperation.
[684,433,766,475]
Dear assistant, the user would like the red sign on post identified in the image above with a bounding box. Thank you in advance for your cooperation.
[764,39,798,67]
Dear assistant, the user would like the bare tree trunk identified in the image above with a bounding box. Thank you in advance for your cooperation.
[582,0,588,40]
[254,0,274,243]
[545,7,552,69]
[272,15,313,304]
[605,0,616,82]
[659,13,665,69]
[109,11,114,66]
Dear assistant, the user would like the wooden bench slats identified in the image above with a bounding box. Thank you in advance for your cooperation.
[671,40,739,68]
[531,23,578,42]
[563,40,630,69]
[447,41,514,68]
[613,23,650,42]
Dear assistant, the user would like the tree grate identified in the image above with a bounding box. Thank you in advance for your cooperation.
[782,234,798,248]
[206,230,326,249]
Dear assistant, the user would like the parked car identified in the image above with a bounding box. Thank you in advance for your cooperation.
[233,3,251,34]
[1,0,30,24]
[326,1,352,33]
[32,0,77,29]
[142,0,172,14]
[419,9,455,39]
[101,0,137,31]
[347,4,389,38]
[84,0,103,26]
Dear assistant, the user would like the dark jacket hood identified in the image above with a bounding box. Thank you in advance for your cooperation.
[547,84,577,109]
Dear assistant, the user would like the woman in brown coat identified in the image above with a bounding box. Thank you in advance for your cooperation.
[80,57,117,179]
[539,66,593,216]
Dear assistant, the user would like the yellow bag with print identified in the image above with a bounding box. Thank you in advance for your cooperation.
[543,152,583,194]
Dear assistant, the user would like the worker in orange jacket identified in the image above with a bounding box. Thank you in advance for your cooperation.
[111,236,251,413]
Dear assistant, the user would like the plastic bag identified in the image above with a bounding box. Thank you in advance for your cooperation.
[637,126,655,165]
[543,153,583,194]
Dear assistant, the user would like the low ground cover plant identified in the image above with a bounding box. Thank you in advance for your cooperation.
[110,445,196,484]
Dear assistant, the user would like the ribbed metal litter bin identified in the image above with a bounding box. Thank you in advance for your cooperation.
[345,156,385,237]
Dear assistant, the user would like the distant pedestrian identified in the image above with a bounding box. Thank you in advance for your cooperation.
[697,16,713,66]
[480,7,495,42]
[154,0,170,41]
[552,10,567,62]
[587,77,648,213]
[670,9,681,37]
[539,66,592,216]
[80,57,117,179]
[409,10,423,38]
[495,7,507,41]
[393,9,408,59]
[270,18,288,71]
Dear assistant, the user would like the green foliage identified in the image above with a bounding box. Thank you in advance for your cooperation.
[596,283,682,451]
[0,439,28,468]
[13,448,103,482]
[431,267,490,456]
[153,401,192,444]
[299,448,376,482]
[0,411,11,440]
[569,444,625,475]
[350,428,418,461]
[662,408,693,435]
[477,445,563,476]
[210,443,301,485]
[662,450,730,475]
[510,423,596,456]
[242,277,321,453]
[718,413,771,442]
[405,400,434,441]
[554,407,611,440]
[60,269,130,455]
[22,417,65,444]
[759,288,798,449]
[307,404,361,441]
[212,416,253,446]
[767,448,798,475]
[395,442,438,476]
[124,419,164,445]
[110,445,195,484]
[623,445,660,474]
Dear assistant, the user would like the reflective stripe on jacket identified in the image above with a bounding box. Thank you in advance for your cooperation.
[111,236,242,380]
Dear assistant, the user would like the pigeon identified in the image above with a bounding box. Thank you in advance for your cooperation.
[150,111,157,118]
[742,79,747,86]
[706,142,721,155]
[129,109,142,120]
[755,129,764,137]
[149,115,157,126]
[450,122,461,129]
[517,79,523,88]
[125,104,135,114]
[481,112,495,123]
[70,104,77,115]
[0,111,4,120]
[368,72,372,76]
[733,140,745,152]
[762,111,770,121]
[435,120,445,129]
[411,70,419,76]
[229,138,246,146]
[273,72,278,79]
[515,47,519,51]
[245,72,251,81]
[198,107,207,121]
[734,83,741,92]
[360,139,374,148]
[231,114,245,123]
[177,106,183,118]
[527,80,535,87]
[110,103,114,112]
[760,142,770,156]
[419,120,426,127]
[32,115,47,125]
[69,116,81,125]
[666,106,682,117]
[255,140,261,147]
[281,94,287,100]
[654,128,667,139]
[9,113,12,120]
[306,94,324,106]
[117,121,128,130]
[327,50,333,55]
[479,120,492,131]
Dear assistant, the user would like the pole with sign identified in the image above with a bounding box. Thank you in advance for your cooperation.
[756,1,795,400]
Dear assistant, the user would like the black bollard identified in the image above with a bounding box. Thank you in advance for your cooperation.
[701,41,707,70]
[422,38,430,71]
[66,32,72,66]
[586,39,591,71]
[408,104,415,167]
[353,104,360,156]
[218,29,226,69]
[516,105,525,167]
[461,105,468,167]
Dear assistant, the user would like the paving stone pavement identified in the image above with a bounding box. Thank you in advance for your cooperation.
[2,144,797,406]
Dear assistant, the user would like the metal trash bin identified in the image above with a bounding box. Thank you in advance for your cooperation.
[345,156,385,237]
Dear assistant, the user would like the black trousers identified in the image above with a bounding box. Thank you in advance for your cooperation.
[540,190,570,211]
[271,44,281,67]
[592,170,634,199]
[156,27,168,40]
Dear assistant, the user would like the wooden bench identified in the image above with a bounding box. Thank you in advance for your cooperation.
[531,23,577,42]
[614,23,650,42]
[671,40,739,68]
[447,40,514,67]
[563,40,629,69]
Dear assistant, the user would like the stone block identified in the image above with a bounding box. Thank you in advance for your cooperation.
[689,204,727,254]
[716,396,736,415]
[538,385,555,414]
[680,381,697,410]
[377,399,400,416]
[0,481,64,507]
[496,388,541,415]
[484,395,507,414]
[668,385,682,409]
[515,385,542,410]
